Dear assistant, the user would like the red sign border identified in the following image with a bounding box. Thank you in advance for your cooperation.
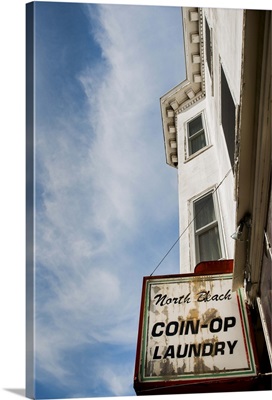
[133,260,260,395]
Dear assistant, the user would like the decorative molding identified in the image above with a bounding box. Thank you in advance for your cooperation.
[160,7,206,168]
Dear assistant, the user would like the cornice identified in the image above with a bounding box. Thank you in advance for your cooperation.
[160,7,206,168]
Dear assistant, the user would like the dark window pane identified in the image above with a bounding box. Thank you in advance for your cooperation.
[205,18,211,74]
[188,115,203,137]
[198,226,222,262]
[190,131,206,154]
[221,65,235,165]
[194,194,215,230]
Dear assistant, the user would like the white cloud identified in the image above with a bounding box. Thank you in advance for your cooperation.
[33,3,183,395]
[77,4,183,236]
[99,364,135,396]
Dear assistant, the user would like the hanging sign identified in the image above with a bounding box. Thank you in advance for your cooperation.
[134,265,258,395]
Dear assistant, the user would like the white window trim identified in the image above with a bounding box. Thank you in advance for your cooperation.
[184,111,211,162]
[188,187,226,268]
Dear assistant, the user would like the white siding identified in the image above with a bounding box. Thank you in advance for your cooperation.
[176,7,243,273]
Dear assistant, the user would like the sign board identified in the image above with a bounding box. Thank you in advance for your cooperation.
[134,264,258,395]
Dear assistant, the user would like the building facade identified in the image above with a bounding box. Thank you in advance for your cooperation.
[160,7,243,273]
[160,5,271,389]
[232,8,272,381]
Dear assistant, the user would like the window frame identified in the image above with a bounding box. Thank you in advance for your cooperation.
[190,189,225,266]
[185,111,210,160]
[205,16,214,96]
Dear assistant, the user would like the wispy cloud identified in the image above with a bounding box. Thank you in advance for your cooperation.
[99,363,135,396]
[34,3,184,397]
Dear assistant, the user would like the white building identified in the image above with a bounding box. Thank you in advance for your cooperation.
[160,6,271,385]
[161,7,243,272]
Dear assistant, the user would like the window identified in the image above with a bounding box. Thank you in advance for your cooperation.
[193,192,222,264]
[187,114,207,156]
[221,65,236,166]
[205,18,212,75]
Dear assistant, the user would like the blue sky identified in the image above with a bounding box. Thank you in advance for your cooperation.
[30,1,185,398]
